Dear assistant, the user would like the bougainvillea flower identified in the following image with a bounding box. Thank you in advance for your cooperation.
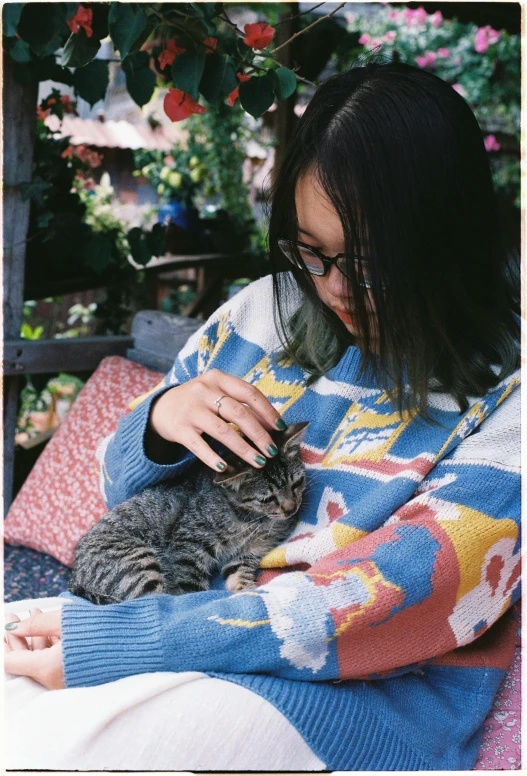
[67,5,93,38]
[358,33,371,45]
[384,31,396,43]
[158,39,186,70]
[431,10,443,27]
[475,25,501,53]
[243,23,275,49]
[415,51,437,68]
[203,37,218,54]
[164,88,207,122]
[484,134,501,152]
[226,73,251,107]
[437,48,450,58]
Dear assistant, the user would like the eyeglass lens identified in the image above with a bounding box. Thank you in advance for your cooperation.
[279,240,372,286]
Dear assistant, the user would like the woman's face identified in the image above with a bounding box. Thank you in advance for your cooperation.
[295,172,378,342]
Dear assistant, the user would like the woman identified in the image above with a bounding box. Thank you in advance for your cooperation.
[5,62,521,771]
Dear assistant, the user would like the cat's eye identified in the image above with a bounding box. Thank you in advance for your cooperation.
[260,494,278,504]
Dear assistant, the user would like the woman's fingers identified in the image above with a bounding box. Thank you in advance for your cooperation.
[4,613,28,652]
[209,396,279,459]
[29,609,49,651]
[198,411,274,469]
[204,370,287,432]
[4,609,61,640]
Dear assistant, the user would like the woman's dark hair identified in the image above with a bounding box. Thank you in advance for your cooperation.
[268,60,520,418]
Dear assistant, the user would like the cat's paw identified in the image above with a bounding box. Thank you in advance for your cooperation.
[225,568,257,592]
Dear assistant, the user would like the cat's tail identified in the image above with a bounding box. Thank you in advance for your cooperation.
[69,534,166,604]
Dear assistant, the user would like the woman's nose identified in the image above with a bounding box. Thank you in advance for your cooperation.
[323,264,348,297]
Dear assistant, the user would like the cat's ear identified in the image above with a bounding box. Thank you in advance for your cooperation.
[213,459,251,491]
[281,421,309,457]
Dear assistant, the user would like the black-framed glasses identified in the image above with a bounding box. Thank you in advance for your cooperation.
[277,239,378,290]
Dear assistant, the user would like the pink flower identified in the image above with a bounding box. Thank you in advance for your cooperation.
[414,7,428,25]
[369,38,382,49]
[384,31,396,43]
[359,33,371,45]
[437,48,450,58]
[454,57,461,65]
[163,156,175,166]
[475,28,490,53]
[389,10,398,21]
[488,28,501,44]
[415,51,436,68]
[475,26,501,54]
[431,10,443,27]
[484,134,501,152]
[452,84,467,98]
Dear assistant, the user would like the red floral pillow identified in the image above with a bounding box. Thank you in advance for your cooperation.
[4,357,164,567]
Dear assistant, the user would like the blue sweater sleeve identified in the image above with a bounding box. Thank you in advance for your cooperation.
[98,309,224,509]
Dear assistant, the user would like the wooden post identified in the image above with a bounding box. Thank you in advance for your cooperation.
[272,3,299,183]
[3,53,38,514]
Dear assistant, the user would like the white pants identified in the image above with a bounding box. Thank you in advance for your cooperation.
[5,596,325,771]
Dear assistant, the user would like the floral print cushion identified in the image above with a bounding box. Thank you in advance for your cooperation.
[475,607,521,770]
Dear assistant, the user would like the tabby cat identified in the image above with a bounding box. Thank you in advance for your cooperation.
[69,421,308,604]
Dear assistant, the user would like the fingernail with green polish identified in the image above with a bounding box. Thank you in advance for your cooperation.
[255,454,267,466]
[216,461,227,471]
[267,444,279,456]
[5,621,19,631]
[275,418,287,430]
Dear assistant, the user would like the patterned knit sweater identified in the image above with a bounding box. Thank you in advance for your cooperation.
[61,274,521,771]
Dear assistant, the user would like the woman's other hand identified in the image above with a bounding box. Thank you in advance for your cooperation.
[148,369,287,472]
[4,609,64,690]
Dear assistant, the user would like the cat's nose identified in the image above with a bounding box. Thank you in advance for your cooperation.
[282,498,296,513]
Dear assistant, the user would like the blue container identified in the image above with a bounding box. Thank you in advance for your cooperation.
[158,200,189,230]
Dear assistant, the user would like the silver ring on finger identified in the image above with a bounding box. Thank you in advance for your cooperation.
[214,394,229,417]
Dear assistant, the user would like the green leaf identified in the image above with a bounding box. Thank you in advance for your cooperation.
[145,223,167,258]
[61,28,101,67]
[18,3,68,48]
[171,50,206,101]
[108,3,148,60]
[6,36,32,63]
[37,57,74,86]
[127,227,152,266]
[2,3,25,37]
[73,59,109,106]
[239,72,275,118]
[90,3,109,40]
[199,53,238,104]
[82,233,113,273]
[272,67,297,100]
[63,3,79,20]
[122,52,156,107]
[19,178,53,206]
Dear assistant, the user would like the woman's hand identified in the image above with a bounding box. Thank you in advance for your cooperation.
[149,368,287,472]
[4,609,64,690]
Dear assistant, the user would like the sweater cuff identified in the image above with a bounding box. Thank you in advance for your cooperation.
[108,385,196,498]
[62,597,166,688]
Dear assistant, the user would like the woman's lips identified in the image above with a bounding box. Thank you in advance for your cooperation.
[332,307,354,324]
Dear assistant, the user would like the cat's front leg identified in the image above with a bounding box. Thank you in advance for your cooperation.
[222,554,261,592]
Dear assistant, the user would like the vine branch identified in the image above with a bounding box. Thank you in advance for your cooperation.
[269,2,347,55]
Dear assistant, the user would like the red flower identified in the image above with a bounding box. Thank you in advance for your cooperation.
[163,88,207,122]
[61,145,75,159]
[226,72,251,107]
[66,5,93,38]
[203,37,218,54]
[243,22,275,49]
[158,39,186,70]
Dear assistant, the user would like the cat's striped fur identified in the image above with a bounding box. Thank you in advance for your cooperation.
[69,422,308,604]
